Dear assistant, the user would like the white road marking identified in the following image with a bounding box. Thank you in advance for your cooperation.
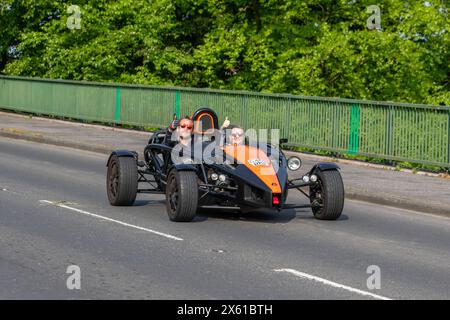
[274,268,392,300]
[39,200,183,241]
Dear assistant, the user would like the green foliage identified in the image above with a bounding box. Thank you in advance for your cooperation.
[1,0,448,105]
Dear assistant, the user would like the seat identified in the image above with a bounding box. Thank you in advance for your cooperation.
[191,107,219,135]
[191,107,219,143]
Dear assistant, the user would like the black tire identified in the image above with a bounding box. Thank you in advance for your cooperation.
[309,169,344,220]
[107,155,138,206]
[165,170,198,222]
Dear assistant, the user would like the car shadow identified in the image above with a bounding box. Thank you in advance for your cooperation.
[133,199,349,223]
[195,207,300,224]
[195,206,349,223]
[133,199,165,207]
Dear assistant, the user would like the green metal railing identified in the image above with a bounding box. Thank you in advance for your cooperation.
[0,75,449,168]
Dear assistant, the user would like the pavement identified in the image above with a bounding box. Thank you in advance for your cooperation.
[1,137,449,299]
[1,110,449,217]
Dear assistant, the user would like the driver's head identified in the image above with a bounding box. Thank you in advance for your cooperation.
[228,125,245,145]
[176,116,193,143]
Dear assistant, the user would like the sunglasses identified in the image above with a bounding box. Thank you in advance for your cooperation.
[231,132,244,137]
[180,123,193,129]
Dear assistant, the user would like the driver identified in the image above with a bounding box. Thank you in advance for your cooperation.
[167,115,193,146]
[167,116,195,165]
[175,116,193,147]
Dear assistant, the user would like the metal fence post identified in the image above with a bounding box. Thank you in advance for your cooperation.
[448,110,450,166]
[115,87,121,123]
[348,104,360,154]
[331,102,338,150]
[175,90,180,119]
[385,106,393,157]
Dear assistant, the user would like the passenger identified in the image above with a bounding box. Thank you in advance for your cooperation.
[228,125,245,146]
[220,116,230,130]
[220,117,245,146]
[222,124,245,146]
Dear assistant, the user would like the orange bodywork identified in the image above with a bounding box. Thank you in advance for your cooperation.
[223,145,281,194]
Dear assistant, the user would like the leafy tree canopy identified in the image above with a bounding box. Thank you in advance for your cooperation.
[1,0,448,105]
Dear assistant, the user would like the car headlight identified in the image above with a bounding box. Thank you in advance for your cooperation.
[211,173,219,181]
[287,156,302,171]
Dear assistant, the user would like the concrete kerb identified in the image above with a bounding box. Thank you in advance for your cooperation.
[0,110,153,137]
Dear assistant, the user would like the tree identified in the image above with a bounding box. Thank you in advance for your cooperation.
[1,0,448,105]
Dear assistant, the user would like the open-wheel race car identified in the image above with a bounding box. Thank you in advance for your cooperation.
[106,108,345,222]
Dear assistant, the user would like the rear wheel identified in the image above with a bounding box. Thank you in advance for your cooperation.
[309,169,344,220]
[107,155,138,206]
[165,170,198,222]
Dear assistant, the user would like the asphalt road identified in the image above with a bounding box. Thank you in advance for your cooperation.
[0,137,449,300]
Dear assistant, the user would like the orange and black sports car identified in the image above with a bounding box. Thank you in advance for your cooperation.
[106,108,344,222]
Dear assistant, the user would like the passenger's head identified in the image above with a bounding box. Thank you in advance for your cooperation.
[177,116,193,144]
[228,124,245,146]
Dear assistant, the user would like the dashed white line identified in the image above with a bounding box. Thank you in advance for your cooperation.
[274,268,392,300]
[39,200,183,241]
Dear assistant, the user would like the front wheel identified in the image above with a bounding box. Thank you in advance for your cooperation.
[309,169,344,220]
[165,170,198,222]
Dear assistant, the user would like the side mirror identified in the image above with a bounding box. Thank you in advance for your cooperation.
[280,138,288,145]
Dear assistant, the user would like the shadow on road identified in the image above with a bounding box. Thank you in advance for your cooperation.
[133,199,349,223]
[195,207,350,223]
[193,207,343,223]
[133,199,165,206]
